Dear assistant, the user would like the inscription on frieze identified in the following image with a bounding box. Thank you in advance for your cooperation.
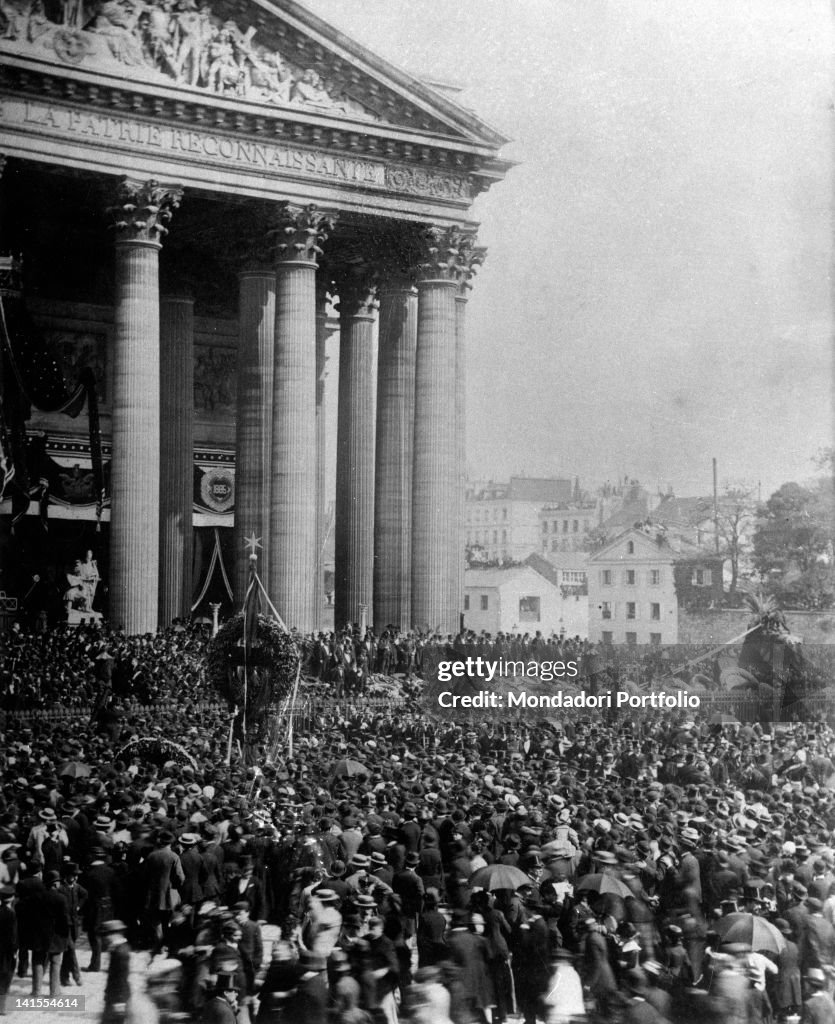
[6,98,472,201]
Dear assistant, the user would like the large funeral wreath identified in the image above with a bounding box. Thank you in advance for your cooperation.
[205,613,300,717]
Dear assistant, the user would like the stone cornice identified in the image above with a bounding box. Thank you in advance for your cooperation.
[0,53,509,205]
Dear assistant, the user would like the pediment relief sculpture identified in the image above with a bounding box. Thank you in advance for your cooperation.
[0,0,382,121]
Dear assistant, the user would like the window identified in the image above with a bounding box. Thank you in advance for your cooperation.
[602,570,612,586]
[627,541,634,554]
[564,571,586,584]
[601,601,612,620]
[625,632,637,645]
[572,520,579,532]
[650,632,662,646]
[551,539,558,552]
[551,520,558,533]
[519,596,541,622]
[626,602,636,619]
[502,508,508,521]
[480,595,489,610]
[464,594,470,611]
[563,520,569,533]
[601,631,613,644]
[492,530,498,544]
[650,603,661,620]
[692,568,713,586]
[542,521,548,534]
[650,569,661,586]
[501,530,507,544]
[584,520,590,531]
[625,570,636,585]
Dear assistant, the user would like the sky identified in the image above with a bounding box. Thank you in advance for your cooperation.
[303,0,834,500]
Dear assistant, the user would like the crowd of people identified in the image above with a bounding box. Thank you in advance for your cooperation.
[0,620,834,1023]
[0,622,595,711]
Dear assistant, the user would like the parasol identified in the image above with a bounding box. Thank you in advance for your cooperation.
[576,873,633,899]
[331,758,370,778]
[58,761,91,778]
[469,863,532,892]
[714,913,786,955]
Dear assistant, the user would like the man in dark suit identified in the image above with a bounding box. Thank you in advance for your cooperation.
[200,972,238,1024]
[392,852,425,942]
[177,833,204,921]
[0,885,17,1015]
[233,902,262,997]
[43,870,71,997]
[15,864,49,993]
[59,861,86,987]
[143,830,185,954]
[800,897,835,973]
[80,847,119,971]
[100,920,131,1024]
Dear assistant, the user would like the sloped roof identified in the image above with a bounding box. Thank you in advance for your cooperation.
[651,495,712,529]
[465,564,557,590]
[589,526,723,564]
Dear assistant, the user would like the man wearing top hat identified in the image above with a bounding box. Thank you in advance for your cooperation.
[80,847,120,971]
[143,830,185,955]
[200,969,239,1024]
[59,860,86,988]
[42,869,70,997]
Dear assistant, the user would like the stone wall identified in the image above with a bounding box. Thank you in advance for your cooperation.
[678,607,835,645]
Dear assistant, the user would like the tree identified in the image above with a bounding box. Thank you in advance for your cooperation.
[752,479,835,609]
[696,485,758,597]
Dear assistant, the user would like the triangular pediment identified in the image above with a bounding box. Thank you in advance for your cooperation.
[0,0,507,148]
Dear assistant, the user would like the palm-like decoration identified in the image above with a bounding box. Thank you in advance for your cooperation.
[740,590,789,636]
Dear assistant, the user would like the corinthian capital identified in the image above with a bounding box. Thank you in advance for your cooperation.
[457,233,487,295]
[108,178,183,244]
[333,263,379,319]
[414,225,486,286]
[270,203,336,264]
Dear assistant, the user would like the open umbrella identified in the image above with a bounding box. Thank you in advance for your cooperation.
[469,863,531,892]
[58,761,91,778]
[331,758,370,778]
[714,913,786,955]
[576,873,633,899]
[708,712,740,726]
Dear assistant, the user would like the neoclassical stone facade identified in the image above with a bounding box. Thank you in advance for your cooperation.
[0,0,509,635]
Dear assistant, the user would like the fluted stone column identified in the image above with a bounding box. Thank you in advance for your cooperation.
[374,279,417,631]
[159,294,194,626]
[268,204,333,633]
[108,178,182,635]
[233,268,276,604]
[334,269,378,629]
[452,240,485,628]
[314,281,330,627]
[412,227,482,635]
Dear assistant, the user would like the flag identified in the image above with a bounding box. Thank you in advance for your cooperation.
[242,557,262,663]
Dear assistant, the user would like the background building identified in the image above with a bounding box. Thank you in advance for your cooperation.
[587,526,724,645]
[465,476,572,563]
[464,563,567,636]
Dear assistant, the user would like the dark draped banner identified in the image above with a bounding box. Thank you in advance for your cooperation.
[0,259,105,530]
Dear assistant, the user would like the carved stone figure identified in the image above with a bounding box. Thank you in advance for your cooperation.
[2,0,382,120]
[88,0,145,65]
[64,550,99,612]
